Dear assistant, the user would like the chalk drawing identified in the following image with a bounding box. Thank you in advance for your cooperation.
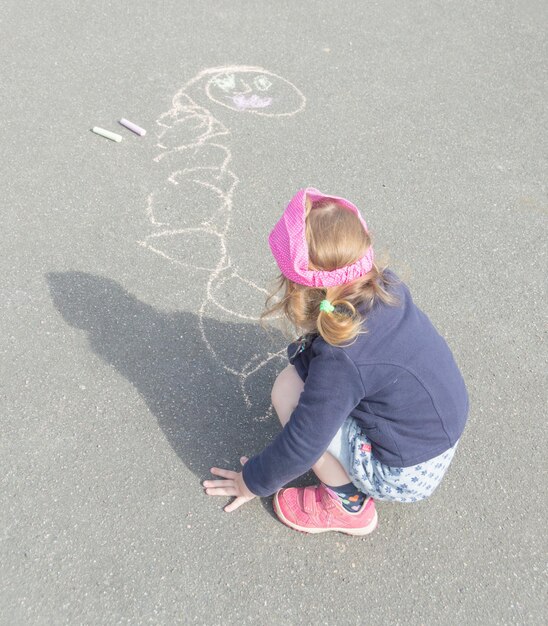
[138,66,306,419]
[518,196,548,216]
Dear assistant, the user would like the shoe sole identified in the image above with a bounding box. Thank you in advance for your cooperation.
[272,492,378,536]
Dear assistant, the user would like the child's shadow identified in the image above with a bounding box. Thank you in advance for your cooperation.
[46,272,288,485]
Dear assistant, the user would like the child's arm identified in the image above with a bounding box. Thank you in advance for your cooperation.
[243,344,365,496]
[204,343,364,511]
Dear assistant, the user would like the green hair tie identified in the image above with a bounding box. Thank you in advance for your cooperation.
[319,299,335,313]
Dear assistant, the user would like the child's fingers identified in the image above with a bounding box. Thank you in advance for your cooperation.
[205,486,238,497]
[209,467,237,479]
[224,496,251,513]
[203,479,234,489]
[240,456,249,466]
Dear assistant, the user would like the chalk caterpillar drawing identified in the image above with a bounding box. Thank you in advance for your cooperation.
[138,66,306,419]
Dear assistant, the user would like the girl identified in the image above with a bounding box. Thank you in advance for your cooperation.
[203,188,469,536]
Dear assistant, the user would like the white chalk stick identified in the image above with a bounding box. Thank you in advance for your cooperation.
[92,127,122,142]
[119,118,146,136]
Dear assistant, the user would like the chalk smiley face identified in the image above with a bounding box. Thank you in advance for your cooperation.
[206,68,305,116]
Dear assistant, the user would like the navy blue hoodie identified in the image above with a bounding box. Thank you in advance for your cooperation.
[243,272,469,497]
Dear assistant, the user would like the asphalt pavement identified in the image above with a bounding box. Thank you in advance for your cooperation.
[1,1,546,624]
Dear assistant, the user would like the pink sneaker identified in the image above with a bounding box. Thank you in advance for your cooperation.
[273,484,378,536]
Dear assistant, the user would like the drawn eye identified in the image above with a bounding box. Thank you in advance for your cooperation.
[213,73,236,92]
[253,75,272,91]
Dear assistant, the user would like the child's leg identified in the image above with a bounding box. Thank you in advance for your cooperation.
[271,365,352,487]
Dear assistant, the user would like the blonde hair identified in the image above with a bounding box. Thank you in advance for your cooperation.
[262,197,397,346]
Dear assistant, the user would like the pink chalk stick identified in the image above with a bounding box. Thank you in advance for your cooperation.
[119,118,146,136]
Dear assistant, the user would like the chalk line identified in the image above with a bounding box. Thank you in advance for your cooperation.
[140,66,306,419]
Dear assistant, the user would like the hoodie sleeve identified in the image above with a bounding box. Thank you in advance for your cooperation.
[286,334,317,382]
[242,341,365,497]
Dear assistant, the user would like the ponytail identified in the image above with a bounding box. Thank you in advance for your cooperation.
[316,289,361,346]
[316,265,398,346]
[261,264,398,346]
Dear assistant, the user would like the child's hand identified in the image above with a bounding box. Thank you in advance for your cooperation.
[203,456,256,512]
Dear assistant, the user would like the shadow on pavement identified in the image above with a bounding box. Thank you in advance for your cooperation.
[46,272,295,499]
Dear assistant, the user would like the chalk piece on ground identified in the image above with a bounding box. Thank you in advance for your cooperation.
[92,127,122,142]
[119,118,146,136]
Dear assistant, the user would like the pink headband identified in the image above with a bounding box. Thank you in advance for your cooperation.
[268,188,374,288]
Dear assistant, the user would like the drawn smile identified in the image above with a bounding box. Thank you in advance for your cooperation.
[230,94,273,110]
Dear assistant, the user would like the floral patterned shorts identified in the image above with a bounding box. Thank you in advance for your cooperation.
[326,417,459,503]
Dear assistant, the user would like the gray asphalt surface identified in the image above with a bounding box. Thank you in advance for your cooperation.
[1,1,547,624]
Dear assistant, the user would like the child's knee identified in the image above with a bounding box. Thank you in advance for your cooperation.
[271,369,290,422]
[271,365,304,425]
